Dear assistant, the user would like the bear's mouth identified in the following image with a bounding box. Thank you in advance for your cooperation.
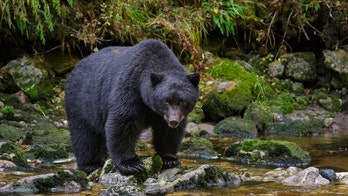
[164,114,185,128]
[163,106,185,128]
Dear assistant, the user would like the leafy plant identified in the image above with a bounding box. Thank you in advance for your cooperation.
[202,0,251,37]
[0,0,73,44]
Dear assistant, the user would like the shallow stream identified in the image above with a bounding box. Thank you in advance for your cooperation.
[1,115,348,195]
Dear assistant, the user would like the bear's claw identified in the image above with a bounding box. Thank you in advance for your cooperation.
[161,154,181,169]
[116,157,145,176]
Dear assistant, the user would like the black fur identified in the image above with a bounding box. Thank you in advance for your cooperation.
[65,39,199,175]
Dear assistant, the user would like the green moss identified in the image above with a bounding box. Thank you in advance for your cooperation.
[133,155,163,183]
[33,169,88,192]
[240,139,309,160]
[208,58,257,86]
[0,124,21,141]
[151,154,163,175]
[30,144,68,162]
[225,139,311,167]
[180,137,214,150]
[0,105,14,119]
[269,119,324,136]
[0,142,28,167]
[263,93,294,114]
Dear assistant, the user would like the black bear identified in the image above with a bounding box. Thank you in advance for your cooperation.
[65,39,200,175]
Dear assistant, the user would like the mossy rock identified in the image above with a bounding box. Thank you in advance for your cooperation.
[244,102,273,131]
[27,145,69,162]
[33,169,88,193]
[213,116,257,138]
[0,123,22,141]
[1,56,54,100]
[224,139,310,167]
[262,93,295,114]
[0,142,28,167]
[203,58,258,121]
[317,94,342,112]
[178,137,219,159]
[266,118,324,136]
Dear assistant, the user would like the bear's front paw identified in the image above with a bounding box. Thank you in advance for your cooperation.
[116,156,145,176]
[161,154,181,169]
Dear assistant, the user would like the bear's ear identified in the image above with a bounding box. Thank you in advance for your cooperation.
[150,73,163,86]
[187,72,200,86]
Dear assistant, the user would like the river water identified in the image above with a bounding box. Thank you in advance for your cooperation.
[1,114,348,195]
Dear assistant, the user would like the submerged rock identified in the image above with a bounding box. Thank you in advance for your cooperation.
[224,139,311,167]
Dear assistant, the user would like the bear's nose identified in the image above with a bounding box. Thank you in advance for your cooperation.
[169,120,179,128]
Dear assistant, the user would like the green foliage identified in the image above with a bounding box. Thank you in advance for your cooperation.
[202,0,252,37]
[0,0,73,44]
[0,105,14,119]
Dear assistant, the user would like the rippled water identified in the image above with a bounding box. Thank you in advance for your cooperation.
[2,116,348,195]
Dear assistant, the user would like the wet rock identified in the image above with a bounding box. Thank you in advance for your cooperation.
[281,52,317,82]
[184,122,201,137]
[0,169,88,194]
[145,164,241,194]
[178,137,219,159]
[0,56,54,100]
[337,172,348,184]
[319,169,339,182]
[97,161,240,194]
[100,184,145,196]
[266,105,329,136]
[282,167,330,186]
[268,60,284,77]
[0,160,17,170]
[213,116,257,138]
[258,167,301,182]
[244,102,273,132]
[323,49,348,84]
[224,139,311,167]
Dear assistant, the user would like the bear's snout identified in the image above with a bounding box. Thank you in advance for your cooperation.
[164,106,185,128]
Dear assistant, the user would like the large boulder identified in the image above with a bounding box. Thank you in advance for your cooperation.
[202,58,258,122]
[213,116,257,138]
[281,52,317,82]
[1,56,54,100]
[323,49,348,84]
[224,139,311,167]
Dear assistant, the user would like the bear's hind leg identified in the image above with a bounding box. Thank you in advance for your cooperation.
[69,120,107,174]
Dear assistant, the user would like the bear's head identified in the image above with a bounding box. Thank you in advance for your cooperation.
[144,72,200,128]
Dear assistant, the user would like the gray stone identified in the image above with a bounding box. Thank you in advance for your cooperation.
[281,52,317,82]
[214,116,257,138]
[282,167,330,186]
